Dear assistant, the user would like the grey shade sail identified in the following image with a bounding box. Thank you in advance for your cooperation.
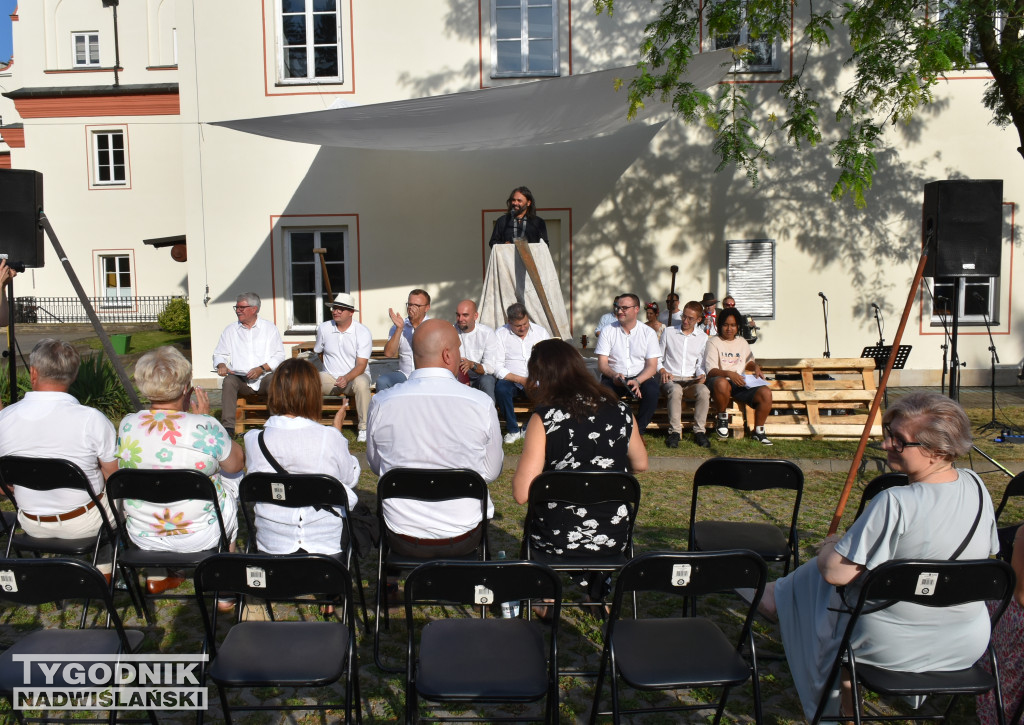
[210,51,735,151]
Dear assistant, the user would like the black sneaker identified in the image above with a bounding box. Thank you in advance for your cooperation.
[715,414,730,439]
[752,430,773,446]
[693,431,711,448]
[666,432,680,448]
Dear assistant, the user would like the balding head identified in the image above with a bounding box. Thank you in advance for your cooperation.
[454,299,478,332]
[412,318,460,375]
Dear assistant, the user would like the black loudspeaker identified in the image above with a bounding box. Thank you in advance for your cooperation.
[0,169,44,269]
[922,179,1001,278]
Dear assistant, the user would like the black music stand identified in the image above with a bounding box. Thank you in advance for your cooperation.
[861,345,912,409]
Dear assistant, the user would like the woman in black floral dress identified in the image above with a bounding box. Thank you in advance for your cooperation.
[512,339,647,558]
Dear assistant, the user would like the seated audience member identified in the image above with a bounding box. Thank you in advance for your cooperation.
[659,301,711,449]
[658,292,683,328]
[594,307,616,338]
[0,338,117,574]
[244,358,360,555]
[704,307,773,445]
[377,288,431,391]
[117,346,244,607]
[494,303,550,443]
[757,393,998,721]
[977,522,1024,724]
[315,292,372,443]
[698,292,719,336]
[212,292,285,435]
[644,301,666,341]
[366,319,503,558]
[455,299,499,401]
[596,293,661,433]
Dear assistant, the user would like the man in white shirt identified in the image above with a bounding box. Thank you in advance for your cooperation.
[315,292,373,442]
[494,302,549,443]
[659,300,711,449]
[0,339,118,572]
[377,288,431,391]
[454,299,498,401]
[596,293,661,433]
[658,292,683,329]
[212,292,286,435]
[366,319,503,558]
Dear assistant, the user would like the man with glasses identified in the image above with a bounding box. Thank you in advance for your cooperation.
[596,293,661,433]
[659,301,712,448]
[658,292,683,329]
[377,289,431,391]
[213,292,285,435]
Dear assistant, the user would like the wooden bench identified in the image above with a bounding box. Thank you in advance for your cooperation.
[511,397,746,438]
[749,358,882,439]
[236,394,351,434]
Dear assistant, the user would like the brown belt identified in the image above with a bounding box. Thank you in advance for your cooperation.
[21,493,102,523]
[391,523,481,547]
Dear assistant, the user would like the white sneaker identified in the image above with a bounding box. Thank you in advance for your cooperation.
[715,414,730,439]
[357,430,367,443]
[503,431,523,444]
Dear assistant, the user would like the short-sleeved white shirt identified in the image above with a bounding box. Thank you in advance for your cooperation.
[494,322,549,380]
[314,319,373,380]
[594,321,660,377]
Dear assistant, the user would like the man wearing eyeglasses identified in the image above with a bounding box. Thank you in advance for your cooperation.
[377,289,431,391]
[596,293,661,433]
[658,292,683,329]
[212,292,285,435]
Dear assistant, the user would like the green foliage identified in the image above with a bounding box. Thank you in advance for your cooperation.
[596,0,1024,204]
[157,297,190,335]
[0,365,31,406]
[69,354,134,420]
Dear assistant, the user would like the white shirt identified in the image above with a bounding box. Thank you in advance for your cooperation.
[594,321,661,377]
[244,416,361,555]
[658,309,683,328]
[366,367,503,538]
[0,391,116,514]
[494,322,550,380]
[595,312,616,334]
[212,318,286,392]
[457,322,499,375]
[387,316,429,377]
[314,319,373,380]
[659,327,708,378]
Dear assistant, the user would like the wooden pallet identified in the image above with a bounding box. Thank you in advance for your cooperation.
[235,394,351,434]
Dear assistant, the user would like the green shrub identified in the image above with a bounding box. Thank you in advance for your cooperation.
[0,364,31,406]
[69,354,134,420]
[158,297,190,335]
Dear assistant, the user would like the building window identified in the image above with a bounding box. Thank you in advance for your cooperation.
[99,254,132,305]
[726,239,775,318]
[491,0,559,78]
[930,277,998,325]
[92,130,127,186]
[277,0,343,84]
[73,32,101,68]
[711,15,781,72]
[285,228,348,330]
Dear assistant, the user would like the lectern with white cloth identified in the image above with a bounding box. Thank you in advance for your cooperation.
[479,243,570,339]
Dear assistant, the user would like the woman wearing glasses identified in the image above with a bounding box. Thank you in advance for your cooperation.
[756,392,998,721]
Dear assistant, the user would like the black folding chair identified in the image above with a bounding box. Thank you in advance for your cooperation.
[589,550,767,725]
[0,558,157,725]
[810,558,1015,724]
[194,553,360,725]
[994,471,1024,562]
[853,473,910,520]
[374,468,490,673]
[405,560,561,725]
[106,468,232,624]
[520,470,641,611]
[238,472,367,624]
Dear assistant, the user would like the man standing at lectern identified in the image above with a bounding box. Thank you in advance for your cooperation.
[488,186,549,247]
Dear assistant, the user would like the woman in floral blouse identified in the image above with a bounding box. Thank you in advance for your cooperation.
[116,346,243,600]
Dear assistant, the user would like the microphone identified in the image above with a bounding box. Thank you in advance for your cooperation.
[972,292,986,303]
[871,303,880,311]
[818,292,828,301]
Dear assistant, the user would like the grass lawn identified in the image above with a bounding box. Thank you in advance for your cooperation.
[82,329,190,355]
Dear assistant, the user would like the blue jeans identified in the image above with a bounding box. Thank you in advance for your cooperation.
[495,378,524,434]
[470,373,496,401]
[375,370,408,391]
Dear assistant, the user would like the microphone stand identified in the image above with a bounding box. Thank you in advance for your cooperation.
[820,295,831,358]
[873,306,884,346]
[976,298,1016,433]
[922,280,952,397]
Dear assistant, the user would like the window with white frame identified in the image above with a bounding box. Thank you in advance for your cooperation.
[711,13,781,72]
[930,276,998,325]
[73,32,101,68]
[491,0,559,78]
[92,130,127,186]
[99,254,132,304]
[277,0,343,84]
[726,239,775,318]
[285,228,348,330]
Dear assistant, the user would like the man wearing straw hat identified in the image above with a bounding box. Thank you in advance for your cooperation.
[315,292,373,442]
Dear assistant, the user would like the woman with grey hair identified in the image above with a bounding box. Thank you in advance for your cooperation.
[116,346,244,608]
[754,392,999,720]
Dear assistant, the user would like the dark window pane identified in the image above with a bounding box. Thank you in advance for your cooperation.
[290,233,314,261]
[282,0,305,12]
[285,48,308,77]
[314,47,338,76]
[528,40,554,70]
[113,165,125,181]
[748,37,774,66]
[313,14,338,44]
[98,166,110,182]
[282,15,306,45]
[496,40,520,71]
[313,0,336,10]
[97,135,109,152]
[496,8,521,39]
[715,32,741,50]
[110,133,124,151]
[321,232,345,259]
[292,294,315,325]
[292,265,316,294]
[527,7,552,37]
[326,265,346,292]
[113,149,125,166]
[98,149,110,166]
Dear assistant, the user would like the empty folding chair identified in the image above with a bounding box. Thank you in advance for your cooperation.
[853,472,909,520]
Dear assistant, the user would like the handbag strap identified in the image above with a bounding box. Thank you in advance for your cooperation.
[256,431,287,474]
